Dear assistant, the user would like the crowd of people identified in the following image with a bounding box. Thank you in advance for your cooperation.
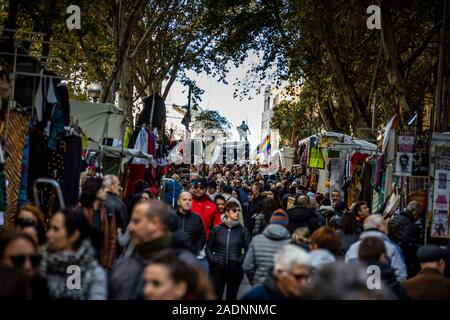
[1,165,450,300]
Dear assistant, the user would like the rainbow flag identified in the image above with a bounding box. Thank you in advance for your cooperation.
[258,134,271,154]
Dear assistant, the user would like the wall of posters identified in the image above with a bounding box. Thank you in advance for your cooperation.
[431,168,450,238]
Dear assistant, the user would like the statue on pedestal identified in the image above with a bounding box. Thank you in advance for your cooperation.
[237,120,251,142]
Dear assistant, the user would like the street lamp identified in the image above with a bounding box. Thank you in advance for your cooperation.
[87,82,102,103]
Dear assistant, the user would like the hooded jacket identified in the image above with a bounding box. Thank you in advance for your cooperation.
[192,195,222,240]
[206,220,251,272]
[222,193,244,226]
[345,230,408,281]
[286,205,322,234]
[243,224,291,285]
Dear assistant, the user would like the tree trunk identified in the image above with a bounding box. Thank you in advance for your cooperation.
[380,0,410,121]
[118,56,133,123]
[316,2,373,139]
[6,0,19,31]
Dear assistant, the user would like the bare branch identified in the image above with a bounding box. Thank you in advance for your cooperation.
[129,0,174,59]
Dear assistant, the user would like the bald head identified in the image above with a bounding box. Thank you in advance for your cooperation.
[178,191,193,214]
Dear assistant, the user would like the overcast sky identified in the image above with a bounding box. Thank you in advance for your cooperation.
[166,56,266,151]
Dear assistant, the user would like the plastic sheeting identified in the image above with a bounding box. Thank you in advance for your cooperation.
[70,101,125,143]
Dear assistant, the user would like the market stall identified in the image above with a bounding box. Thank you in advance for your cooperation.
[294,131,377,207]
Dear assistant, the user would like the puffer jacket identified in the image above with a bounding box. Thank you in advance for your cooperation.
[286,206,322,234]
[192,195,222,240]
[345,230,408,281]
[40,240,107,300]
[243,224,291,285]
[174,210,206,255]
[206,220,251,272]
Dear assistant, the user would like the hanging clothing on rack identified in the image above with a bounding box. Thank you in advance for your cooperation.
[62,135,82,207]
[123,163,146,202]
[132,127,151,166]
[56,83,70,126]
[123,127,133,148]
[18,123,31,208]
[34,70,45,122]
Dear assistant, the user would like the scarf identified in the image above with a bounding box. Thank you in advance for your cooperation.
[40,240,99,300]
[223,219,240,229]
[135,232,172,260]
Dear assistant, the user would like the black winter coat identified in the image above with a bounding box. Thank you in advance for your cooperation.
[104,192,129,230]
[206,222,251,272]
[174,211,206,255]
[286,206,323,234]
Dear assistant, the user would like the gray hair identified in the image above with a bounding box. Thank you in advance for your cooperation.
[103,174,118,189]
[302,262,390,300]
[274,244,311,273]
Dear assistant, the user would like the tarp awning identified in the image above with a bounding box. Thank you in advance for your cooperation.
[298,131,377,153]
[70,101,125,143]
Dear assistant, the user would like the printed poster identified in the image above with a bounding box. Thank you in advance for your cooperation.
[395,131,415,176]
[431,169,450,238]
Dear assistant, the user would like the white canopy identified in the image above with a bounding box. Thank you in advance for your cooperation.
[298,131,377,153]
[70,101,125,143]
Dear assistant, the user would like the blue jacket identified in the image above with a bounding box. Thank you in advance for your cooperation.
[345,230,408,281]
[237,187,249,204]
[164,180,182,207]
[241,270,286,300]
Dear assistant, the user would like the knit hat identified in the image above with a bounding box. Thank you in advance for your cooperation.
[270,209,289,228]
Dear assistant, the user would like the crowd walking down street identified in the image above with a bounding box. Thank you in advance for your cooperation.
[1,165,450,300]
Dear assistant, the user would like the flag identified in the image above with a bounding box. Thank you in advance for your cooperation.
[181,107,191,131]
[257,134,271,154]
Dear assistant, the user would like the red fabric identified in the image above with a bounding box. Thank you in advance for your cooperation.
[350,153,369,175]
[145,128,156,157]
[191,195,221,240]
[123,163,146,202]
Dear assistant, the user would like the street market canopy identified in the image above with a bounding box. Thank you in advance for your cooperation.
[70,101,125,143]
[298,131,377,154]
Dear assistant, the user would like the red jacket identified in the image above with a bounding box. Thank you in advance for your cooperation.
[192,195,221,240]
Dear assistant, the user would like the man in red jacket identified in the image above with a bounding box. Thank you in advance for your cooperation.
[191,179,222,240]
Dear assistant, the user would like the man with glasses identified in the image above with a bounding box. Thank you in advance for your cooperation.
[190,179,222,272]
[242,244,311,300]
[191,179,221,240]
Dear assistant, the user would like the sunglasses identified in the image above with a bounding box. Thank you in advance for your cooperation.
[10,254,42,268]
[231,208,241,213]
[194,185,205,190]
[14,218,37,228]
